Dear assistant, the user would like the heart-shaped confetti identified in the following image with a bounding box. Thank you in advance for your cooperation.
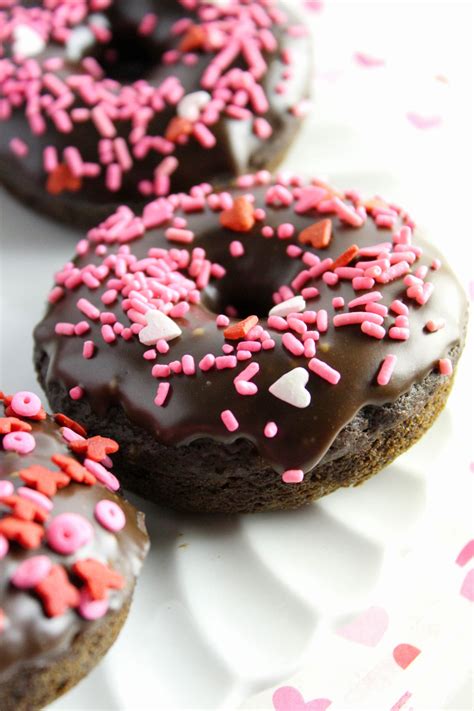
[406,112,442,130]
[460,569,474,602]
[393,644,421,669]
[269,368,311,408]
[220,196,255,232]
[13,24,46,58]
[337,606,389,646]
[269,296,306,318]
[139,310,182,346]
[456,540,474,567]
[177,91,211,122]
[273,686,332,711]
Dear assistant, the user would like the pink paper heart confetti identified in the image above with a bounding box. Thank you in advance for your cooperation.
[354,52,386,68]
[460,569,474,602]
[456,540,474,567]
[337,606,389,647]
[406,112,443,130]
[393,644,421,670]
[273,687,332,711]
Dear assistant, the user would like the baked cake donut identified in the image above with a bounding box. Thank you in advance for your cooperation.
[0,0,312,226]
[0,390,149,711]
[34,173,468,513]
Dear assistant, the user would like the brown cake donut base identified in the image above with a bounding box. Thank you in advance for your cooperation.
[0,594,131,711]
[35,341,461,515]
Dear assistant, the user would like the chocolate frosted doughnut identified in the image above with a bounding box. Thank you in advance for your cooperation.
[0,0,311,226]
[34,173,468,513]
[0,390,149,711]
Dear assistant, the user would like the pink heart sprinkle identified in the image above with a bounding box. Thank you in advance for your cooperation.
[354,52,386,68]
[460,569,474,602]
[456,540,474,567]
[273,687,332,711]
[406,112,442,130]
[337,606,389,647]
[393,644,421,669]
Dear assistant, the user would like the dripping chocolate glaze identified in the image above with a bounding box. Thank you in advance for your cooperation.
[0,412,149,682]
[34,185,468,475]
[0,1,312,223]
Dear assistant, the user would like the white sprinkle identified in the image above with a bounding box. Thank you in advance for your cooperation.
[269,296,306,319]
[177,91,212,122]
[139,311,182,346]
[269,368,311,409]
[13,25,46,58]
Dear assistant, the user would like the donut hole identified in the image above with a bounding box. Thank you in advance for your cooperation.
[201,282,275,320]
[96,32,159,83]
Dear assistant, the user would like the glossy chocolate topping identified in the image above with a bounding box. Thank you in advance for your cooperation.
[0,1,312,221]
[34,176,468,481]
[0,403,149,683]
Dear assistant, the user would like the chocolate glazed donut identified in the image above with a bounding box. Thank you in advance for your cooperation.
[0,0,312,226]
[0,392,149,711]
[34,174,468,513]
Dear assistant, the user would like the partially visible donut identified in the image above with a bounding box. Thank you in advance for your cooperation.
[0,390,149,711]
[34,173,468,513]
[0,0,312,225]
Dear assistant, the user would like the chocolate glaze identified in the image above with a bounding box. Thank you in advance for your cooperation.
[0,410,149,683]
[33,182,468,480]
[0,1,312,225]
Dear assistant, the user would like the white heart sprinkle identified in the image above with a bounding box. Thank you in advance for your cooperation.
[13,25,46,58]
[66,26,96,62]
[177,91,212,122]
[269,368,311,408]
[269,296,306,319]
[139,311,182,346]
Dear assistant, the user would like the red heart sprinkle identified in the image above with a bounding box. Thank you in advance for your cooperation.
[220,196,256,232]
[224,315,259,340]
[35,565,80,617]
[298,219,333,249]
[332,244,360,271]
[72,558,125,601]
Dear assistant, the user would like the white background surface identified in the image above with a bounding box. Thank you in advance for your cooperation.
[0,1,473,710]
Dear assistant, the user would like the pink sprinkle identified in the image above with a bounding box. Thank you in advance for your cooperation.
[221,410,239,432]
[216,314,230,328]
[353,276,376,291]
[261,226,274,238]
[365,302,388,317]
[316,310,328,333]
[282,469,304,484]
[264,422,278,438]
[282,332,305,356]
[439,358,453,376]
[361,321,386,339]
[165,228,194,244]
[334,312,384,327]
[390,299,409,316]
[268,315,288,331]
[235,380,258,396]
[230,240,245,257]
[101,324,116,343]
[10,137,29,157]
[377,355,397,385]
[77,298,100,320]
[426,318,445,332]
[277,223,295,239]
[69,386,84,400]
[199,354,215,371]
[216,356,237,370]
[302,287,320,300]
[389,327,410,341]
[182,354,196,375]
[155,383,171,407]
[83,341,95,359]
[309,358,341,385]
[234,362,260,382]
